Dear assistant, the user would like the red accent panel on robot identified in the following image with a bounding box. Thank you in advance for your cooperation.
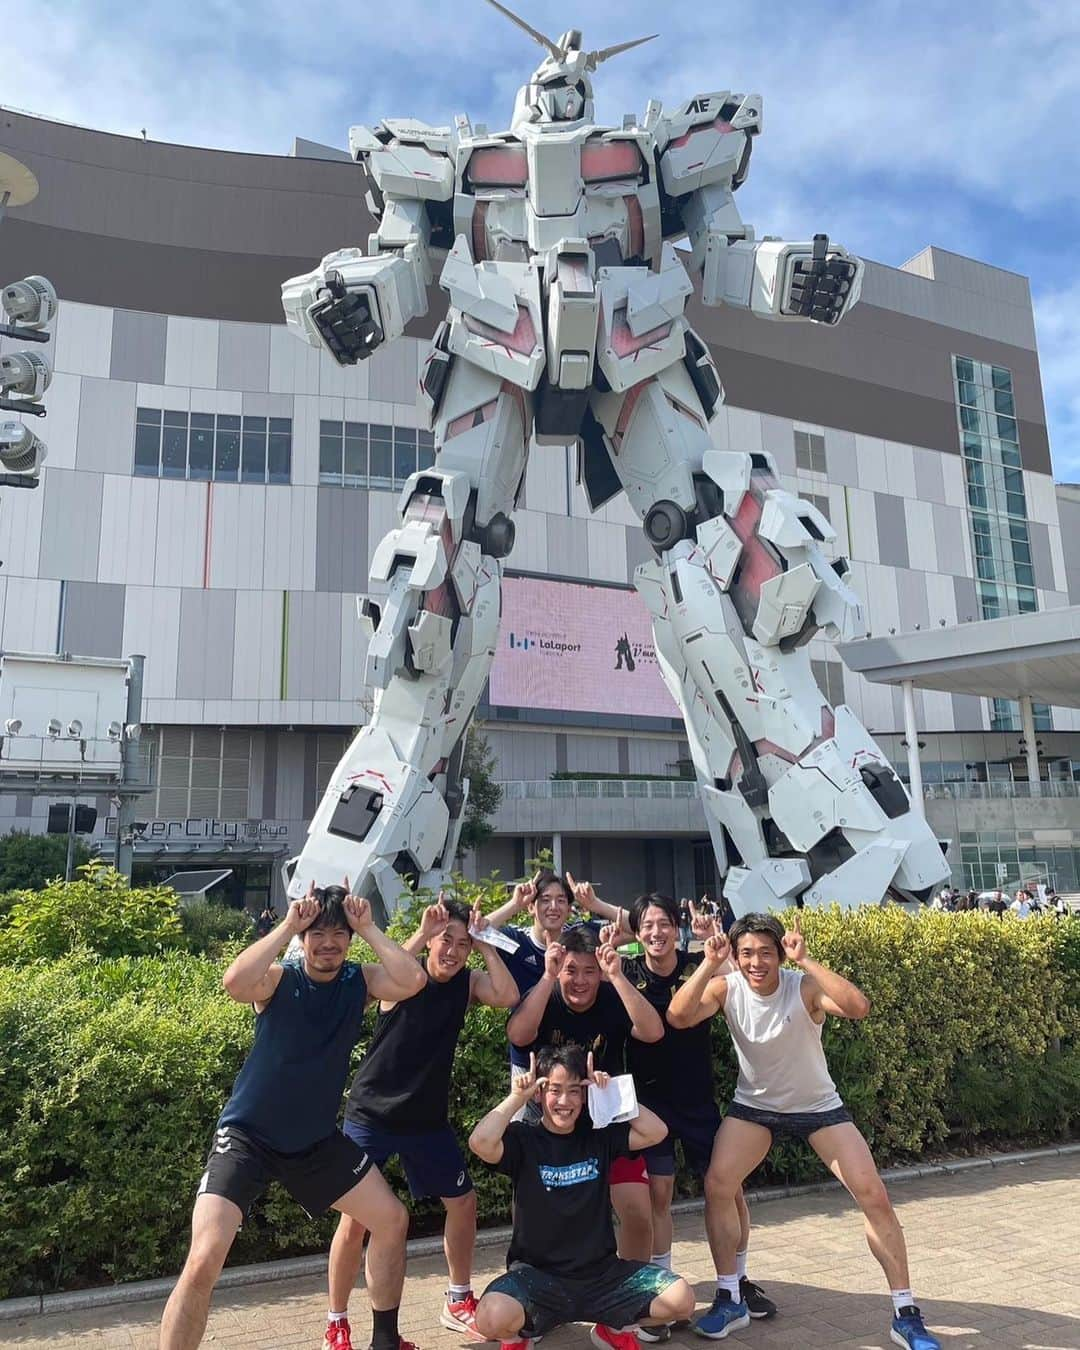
[472,202,489,262]
[581,139,644,182]
[445,400,499,440]
[727,475,783,619]
[609,306,672,357]
[463,305,539,356]
[612,379,652,449]
[666,117,735,150]
[468,144,528,187]
[623,195,645,258]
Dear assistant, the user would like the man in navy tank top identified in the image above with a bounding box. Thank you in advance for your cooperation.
[160,884,426,1350]
[325,896,518,1350]
[669,912,941,1350]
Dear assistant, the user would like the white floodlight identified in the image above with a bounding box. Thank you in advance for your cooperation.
[67,719,83,737]
[45,718,61,737]
[106,720,122,739]
[0,350,52,399]
[1,276,58,330]
[0,420,47,474]
[4,718,21,734]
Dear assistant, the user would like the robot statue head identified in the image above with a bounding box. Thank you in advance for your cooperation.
[484,0,656,128]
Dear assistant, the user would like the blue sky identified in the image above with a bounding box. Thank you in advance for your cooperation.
[6,0,1079,478]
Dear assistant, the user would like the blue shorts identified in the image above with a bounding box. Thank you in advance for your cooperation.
[343,1118,473,1201]
[641,1099,722,1178]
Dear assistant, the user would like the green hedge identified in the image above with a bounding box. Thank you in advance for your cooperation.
[0,907,1077,1298]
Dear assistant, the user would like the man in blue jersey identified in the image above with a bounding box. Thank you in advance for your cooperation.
[160,884,425,1350]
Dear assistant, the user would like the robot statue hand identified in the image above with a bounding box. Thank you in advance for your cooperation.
[309,270,385,365]
[780,234,862,325]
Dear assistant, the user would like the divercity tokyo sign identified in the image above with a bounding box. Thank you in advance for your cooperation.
[101,817,292,843]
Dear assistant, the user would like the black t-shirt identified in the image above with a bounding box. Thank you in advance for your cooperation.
[494,1118,632,1277]
[622,952,714,1107]
[346,962,470,1132]
[529,982,633,1076]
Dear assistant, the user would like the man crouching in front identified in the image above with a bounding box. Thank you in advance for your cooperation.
[468,1045,695,1350]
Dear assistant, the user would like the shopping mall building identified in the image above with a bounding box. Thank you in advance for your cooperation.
[1,107,1078,909]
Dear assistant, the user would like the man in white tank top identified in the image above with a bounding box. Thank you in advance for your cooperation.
[668,913,940,1350]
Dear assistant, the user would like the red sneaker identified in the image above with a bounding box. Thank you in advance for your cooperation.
[323,1320,353,1350]
[500,1341,532,1350]
[590,1327,640,1350]
[441,1293,487,1341]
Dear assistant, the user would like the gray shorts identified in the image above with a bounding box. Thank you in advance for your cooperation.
[726,1099,853,1142]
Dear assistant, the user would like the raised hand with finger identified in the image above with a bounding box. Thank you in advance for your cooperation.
[511,871,540,912]
[419,890,451,942]
[566,869,597,913]
[597,941,622,981]
[703,927,731,967]
[585,1049,610,1092]
[543,941,566,980]
[511,1050,542,1101]
[689,899,715,941]
[781,909,807,965]
[286,882,321,935]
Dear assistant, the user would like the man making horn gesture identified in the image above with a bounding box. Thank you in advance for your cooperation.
[469,1046,695,1350]
[668,912,941,1350]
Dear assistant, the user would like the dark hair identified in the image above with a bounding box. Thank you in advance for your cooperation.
[308,885,350,934]
[562,926,599,957]
[536,1043,588,1082]
[728,912,785,958]
[441,898,472,931]
[531,868,572,905]
[628,892,679,933]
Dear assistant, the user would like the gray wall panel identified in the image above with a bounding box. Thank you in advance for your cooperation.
[760,415,795,474]
[625,524,653,579]
[931,504,968,576]
[874,492,910,570]
[1026,520,1054,592]
[286,592,343,699]
[366,342,418,405]
[109,310,167,384]
[217,323,270,392]
[1058,493,1080,603]
[60,580,126,658]
[896,568,929,633]
[823,429,858,487]
[545,513,589,580]
[315,487,369,593]
[176,589,237,699]
[951,693,984,731]
[262,730,280,818]
[76,377,136,474]
[953,574,979,623]
[39,469,104,581]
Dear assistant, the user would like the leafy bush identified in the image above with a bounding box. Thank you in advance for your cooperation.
[0,830,94,903]
[179,899,254,958]
[0,904,1075,1297]
[0,861,183,963]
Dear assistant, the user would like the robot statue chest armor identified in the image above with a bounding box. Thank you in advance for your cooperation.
[459,126,652,264]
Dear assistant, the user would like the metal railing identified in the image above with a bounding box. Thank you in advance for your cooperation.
[498,777,1080,804]
[0,736,156,792]
[499,778,700,801]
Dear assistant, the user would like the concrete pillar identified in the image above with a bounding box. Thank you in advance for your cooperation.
[114,654,146,881]
[902,679,924,817]
[551,831,563,875]
[1019,694,1041,797]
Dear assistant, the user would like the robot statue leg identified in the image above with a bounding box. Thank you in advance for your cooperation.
[285,344,530,916]
[590,340,948,916]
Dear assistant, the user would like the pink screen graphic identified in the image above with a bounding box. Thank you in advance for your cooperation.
[488,576,680,718]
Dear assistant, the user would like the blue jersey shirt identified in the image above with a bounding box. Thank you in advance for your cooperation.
[217,960,368,1153]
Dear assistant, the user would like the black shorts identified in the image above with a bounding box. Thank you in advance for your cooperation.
[197,1125,374,1219]
[726,1100,853,1142]
[483,1259,680,1338]
[641,1099,721,1177]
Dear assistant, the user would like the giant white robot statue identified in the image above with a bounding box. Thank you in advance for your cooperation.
[281,1,949,917]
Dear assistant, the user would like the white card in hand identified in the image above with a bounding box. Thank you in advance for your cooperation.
[468,924,519,954]
[588,1074,639,1128]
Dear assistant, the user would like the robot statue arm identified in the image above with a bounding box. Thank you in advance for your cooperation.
[660,91,863,325]
[281,122,453,365]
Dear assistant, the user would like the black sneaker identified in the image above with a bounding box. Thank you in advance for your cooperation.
[740,1278,777,1320]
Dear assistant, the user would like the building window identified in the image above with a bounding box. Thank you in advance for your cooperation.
[153,728,252,819]
[804,491,830,522]
[319,420,436,490]
[811,658,845,707]
[134,408,291,484]
[990,698,1053,734]
[794,430,827,474]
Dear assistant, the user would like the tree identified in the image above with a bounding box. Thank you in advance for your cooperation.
[457,723,503,856]
[0,830,93,905]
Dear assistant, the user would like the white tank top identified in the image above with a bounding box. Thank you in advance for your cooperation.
[722,968,843,1113]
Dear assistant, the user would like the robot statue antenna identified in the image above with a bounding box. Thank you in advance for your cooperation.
[280,0,949,918]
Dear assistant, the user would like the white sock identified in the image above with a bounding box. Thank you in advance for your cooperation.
[735,1250,748,1281]
[716,1274,741,1304]
[891,1290,916,1317]
[448,1285,472,1301]
[328,1310,348,1324]
[651,1251,672,1271]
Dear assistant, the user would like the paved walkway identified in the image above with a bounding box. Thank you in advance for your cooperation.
[3,1155,1076,1350]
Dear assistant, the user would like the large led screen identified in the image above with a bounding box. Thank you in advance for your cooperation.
[488,576,680,718]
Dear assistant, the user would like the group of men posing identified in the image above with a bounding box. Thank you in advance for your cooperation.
[159,872,941,1350]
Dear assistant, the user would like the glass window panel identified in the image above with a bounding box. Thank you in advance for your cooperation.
[996,415,1018,442]
[954,356,975,382]
[957,379,979,407]
[189,414,213,480]
[371,424,393,444]
[394,427,416,483]
[991,365,1012,390]
[959,406,983,433]
[417,428,436,469]
[999,442,1022,468]
[268,431,291,484]
[1014,562,1034,588]
[961,432,984,458]
[345,420,367,440]
[369,437,392,487]
[163,410,188,428]
[136,406,162,427]
[1003,468,1024,493]
[134,421,160,476]
[241,418,267,483]
[161,423,187,478]
[1018,589,1038,613]
[1006,492,1026,517]
[993,390,1015,416]
[320,424,343,479]
[215,416,240,481]
[344,430,367,484]
[269,417,291,435]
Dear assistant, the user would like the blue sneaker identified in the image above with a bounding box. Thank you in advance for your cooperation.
[890,1305,940,1350]
[693,1291,750,1340]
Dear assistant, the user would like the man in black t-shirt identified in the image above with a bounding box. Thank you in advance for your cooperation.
[469,1045,695,1350]
[160,886,426,1350]
[326,897,518,1350]
[620,894,775,1325]
[507,925,664,1260]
